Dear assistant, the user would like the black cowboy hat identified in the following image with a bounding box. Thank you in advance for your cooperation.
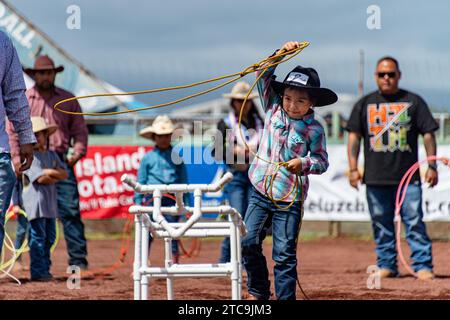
[271,65,338,107]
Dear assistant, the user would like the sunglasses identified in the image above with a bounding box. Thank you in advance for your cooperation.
[377,72,397,78]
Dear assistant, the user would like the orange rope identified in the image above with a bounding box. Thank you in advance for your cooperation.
[81,213,134,278]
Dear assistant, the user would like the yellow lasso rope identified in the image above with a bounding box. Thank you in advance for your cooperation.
[0,208,60,271]
[0,208,28,271]
[53,42,310,116]
[237,47,305,210]
[53,41,311,209]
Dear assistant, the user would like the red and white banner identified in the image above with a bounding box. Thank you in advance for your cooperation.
[74,145,152,219]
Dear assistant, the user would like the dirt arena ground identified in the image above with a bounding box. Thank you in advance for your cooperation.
[2,237,450,300]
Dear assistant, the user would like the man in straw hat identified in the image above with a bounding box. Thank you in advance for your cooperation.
[23,117,68,281]
[135,115,189,264]
[8,54,89,269]
[0,31,36,257]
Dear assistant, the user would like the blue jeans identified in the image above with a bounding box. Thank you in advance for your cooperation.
[219,170,252,263]
[28,218,56,279]
[12,177,28,253]
[242,187,303,300]
[15,214,28,252]
[56,161,88,267]
[0,153,16,257]
[366,183,433,274]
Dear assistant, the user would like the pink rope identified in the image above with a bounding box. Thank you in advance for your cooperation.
[394,156,449,277]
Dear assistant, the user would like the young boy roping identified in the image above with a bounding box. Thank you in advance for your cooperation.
[242,41,338,300]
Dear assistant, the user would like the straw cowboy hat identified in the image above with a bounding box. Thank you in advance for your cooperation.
[30,116,58,135]
[139,115,176,140]
[24,55,64,77]
[271,65,338,107]
[223,81,259,100]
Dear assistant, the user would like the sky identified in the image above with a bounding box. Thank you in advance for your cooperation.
[10,0,450,111]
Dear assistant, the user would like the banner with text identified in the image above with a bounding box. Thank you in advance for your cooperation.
[75,145,450,221]
[74,145,226,219]
[304,145,450,221]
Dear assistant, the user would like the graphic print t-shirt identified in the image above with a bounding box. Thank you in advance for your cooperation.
[346,89,439,185]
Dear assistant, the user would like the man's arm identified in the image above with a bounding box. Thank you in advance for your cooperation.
[347,132,362,189]
[6,120,21,169]
[2,36,36,172]
[423,132,438,187]
[67,100,88,166]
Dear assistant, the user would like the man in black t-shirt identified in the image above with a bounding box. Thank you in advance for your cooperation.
[346,56,439,280]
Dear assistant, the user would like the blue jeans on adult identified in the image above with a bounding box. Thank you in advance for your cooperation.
[12,177,28,252]
[242,187,303,300]
[56,160,88,268]
[219,169,252,263]
[0,153,16,257]
[366,183,433,274]
[28,218,56,279]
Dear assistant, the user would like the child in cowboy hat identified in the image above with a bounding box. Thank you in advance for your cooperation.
[241,41,338,300]
[23,117,68,281]
[135,115,189,264]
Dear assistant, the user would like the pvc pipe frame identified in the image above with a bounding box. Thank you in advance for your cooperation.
[124,172,239,239]
[124,173,245,300]
[133,205,247,237]
[121,172,234,194]
[133,209,243,300]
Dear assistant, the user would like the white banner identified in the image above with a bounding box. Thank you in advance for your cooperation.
[303,145,450,221]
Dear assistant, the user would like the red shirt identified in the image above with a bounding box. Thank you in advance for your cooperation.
[7,86,88,165]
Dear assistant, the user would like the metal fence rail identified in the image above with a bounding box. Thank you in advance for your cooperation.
[85,112,450,146]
